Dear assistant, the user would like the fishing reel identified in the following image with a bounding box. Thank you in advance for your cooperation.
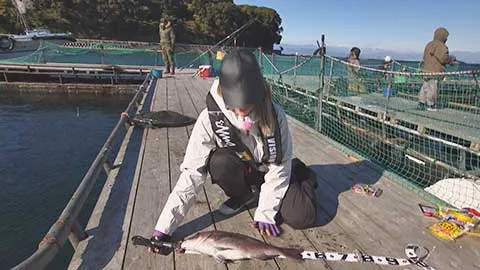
[131,235,185,253]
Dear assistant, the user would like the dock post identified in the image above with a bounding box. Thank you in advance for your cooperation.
[293,53,298,86]
[315,34,327,131]
[68,220,88,250]
[257,47,263,72]
[103,159,113,175]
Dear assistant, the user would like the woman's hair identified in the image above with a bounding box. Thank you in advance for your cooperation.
[256,82,275,135]
[217,80,274,135]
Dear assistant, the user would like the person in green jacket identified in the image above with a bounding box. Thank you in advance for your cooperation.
[159,18,176,75]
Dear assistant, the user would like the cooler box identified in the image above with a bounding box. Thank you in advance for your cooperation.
[199,65,212,78]
[151,69,163,78]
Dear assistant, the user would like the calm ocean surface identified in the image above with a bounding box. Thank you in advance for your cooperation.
[0,92,132,269]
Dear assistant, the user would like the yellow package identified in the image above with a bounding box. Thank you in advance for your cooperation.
[429,221,465,240]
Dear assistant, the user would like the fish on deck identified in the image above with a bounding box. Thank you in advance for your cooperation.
[178,230,304,263]
[131,230,436,269]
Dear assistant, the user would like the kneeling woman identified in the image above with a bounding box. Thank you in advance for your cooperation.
[152,50,317,253]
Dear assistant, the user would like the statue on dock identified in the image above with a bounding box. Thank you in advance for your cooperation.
[159,18,176,75]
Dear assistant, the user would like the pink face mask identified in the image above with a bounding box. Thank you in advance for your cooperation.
[242,116,254,131]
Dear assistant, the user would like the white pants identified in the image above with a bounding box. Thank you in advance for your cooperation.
[418,79,438,106]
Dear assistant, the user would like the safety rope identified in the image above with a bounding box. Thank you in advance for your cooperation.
[324,55,480,76]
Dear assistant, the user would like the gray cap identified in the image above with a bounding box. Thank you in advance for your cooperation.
[219,49,264,107]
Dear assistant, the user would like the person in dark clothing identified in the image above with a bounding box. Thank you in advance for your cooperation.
[159,18,176,75]
[150,50,318,254]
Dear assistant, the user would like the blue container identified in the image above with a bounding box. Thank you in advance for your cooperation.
[151,69,163,78]
[382,87,395,97]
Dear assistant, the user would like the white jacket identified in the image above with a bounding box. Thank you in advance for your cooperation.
[155,80,293,235]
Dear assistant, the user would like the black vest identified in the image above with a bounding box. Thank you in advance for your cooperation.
[206,92,282,166]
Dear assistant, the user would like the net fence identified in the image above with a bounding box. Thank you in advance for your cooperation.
[2,40,479,208]
[0,40,223,69]
[261,51,480,209]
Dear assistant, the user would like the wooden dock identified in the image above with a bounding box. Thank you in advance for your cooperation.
[68,72,479,270]
[0,62,155,84]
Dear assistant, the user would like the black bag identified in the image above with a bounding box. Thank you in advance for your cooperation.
[130,110,196,129]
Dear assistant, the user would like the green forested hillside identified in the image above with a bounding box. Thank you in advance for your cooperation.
[0,0,283,50]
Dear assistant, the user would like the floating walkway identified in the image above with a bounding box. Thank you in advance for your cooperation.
[325,93,480,151]
[0,62,155,84]
[65,73,478,269]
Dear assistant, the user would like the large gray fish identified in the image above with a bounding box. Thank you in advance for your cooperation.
[177,230,303,263]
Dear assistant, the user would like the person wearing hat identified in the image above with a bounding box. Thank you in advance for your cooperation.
[159,18,176,74]
[381,56,393,71]
[418,27,456,111]
[379,55,394,83]
[150,49,318,254]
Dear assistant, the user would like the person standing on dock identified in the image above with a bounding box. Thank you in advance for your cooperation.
[150,50,318,254]
[159,18,176,75]
[380,56,393,72]
[418,27,456,111]
[346,47,366,94]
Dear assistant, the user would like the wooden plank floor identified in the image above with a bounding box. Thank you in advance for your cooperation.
[70,71,479,270]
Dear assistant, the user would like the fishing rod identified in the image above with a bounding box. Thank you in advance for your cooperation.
[179,19,256,70]
[131,235,435,269]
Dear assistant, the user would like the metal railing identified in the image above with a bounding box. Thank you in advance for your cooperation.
[13,74,155,270]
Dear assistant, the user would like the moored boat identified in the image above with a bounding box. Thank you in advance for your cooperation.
[0,29,76,59]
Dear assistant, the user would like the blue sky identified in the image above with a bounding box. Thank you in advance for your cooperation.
[234,0,480,53]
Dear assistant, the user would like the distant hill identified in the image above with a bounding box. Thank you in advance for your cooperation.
[280,43,480,64]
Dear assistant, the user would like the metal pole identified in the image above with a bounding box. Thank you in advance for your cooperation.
[40,43,46,64]
[272,53,276,71]
[293,53,298,86]
[258,47,263,72]
[315,34,326,131]
[384,62,394,114]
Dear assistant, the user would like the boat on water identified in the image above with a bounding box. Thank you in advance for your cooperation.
[0,29,77,60]
[0,0,76,60]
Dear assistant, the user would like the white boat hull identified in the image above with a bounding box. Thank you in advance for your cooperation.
[0,37,73,60]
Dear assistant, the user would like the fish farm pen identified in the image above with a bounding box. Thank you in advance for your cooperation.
[7,39,480,269]
[261,50,479,206]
